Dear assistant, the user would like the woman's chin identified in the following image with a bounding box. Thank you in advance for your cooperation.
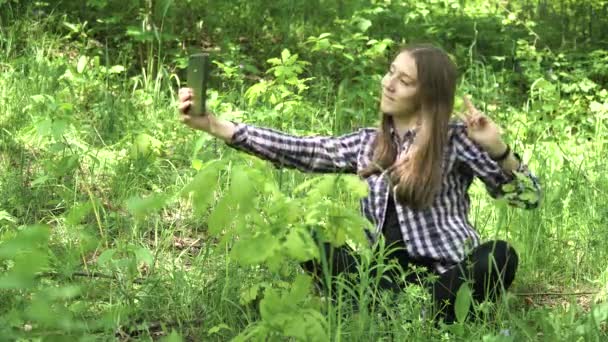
[380,104,393,114]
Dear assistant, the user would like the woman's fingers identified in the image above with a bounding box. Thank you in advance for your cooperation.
[179,92,191,102]
[180,114,191,123]
[469,115,488,130]
[178,87,192,96]
[465,115,480,130]
[178,100,192,114]
[178,88,192,101]
[463,95,492,123]
[463,95,477,114]
[458,110,470,118]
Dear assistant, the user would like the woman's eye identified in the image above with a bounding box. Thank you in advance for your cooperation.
[400,79,409,86]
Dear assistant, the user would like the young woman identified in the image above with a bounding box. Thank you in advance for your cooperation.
[177,44,541,322]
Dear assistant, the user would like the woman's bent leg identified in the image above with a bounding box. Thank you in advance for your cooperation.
[300,240,413,294]
[300,241,359,294]
[430,240,519,323]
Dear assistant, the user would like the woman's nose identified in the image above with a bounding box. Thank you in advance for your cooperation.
[383,75,395,92]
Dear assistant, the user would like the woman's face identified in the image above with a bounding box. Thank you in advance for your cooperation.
[380,51,420,117]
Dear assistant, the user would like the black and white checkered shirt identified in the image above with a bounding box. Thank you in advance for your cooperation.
[227,121,541,273]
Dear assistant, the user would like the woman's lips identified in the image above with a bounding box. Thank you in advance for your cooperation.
[383,93,395,102]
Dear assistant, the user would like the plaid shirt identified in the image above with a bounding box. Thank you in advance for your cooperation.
[227,121,541,273]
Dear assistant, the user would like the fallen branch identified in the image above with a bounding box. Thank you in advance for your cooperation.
[37,271,146,284]
[514,291,600,297]
[114,318,205,339]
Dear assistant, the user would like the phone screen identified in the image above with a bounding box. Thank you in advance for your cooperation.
[187,53,209,116]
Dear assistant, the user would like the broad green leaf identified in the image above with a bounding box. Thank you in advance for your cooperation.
[284,311,328,341]
[284,230,318,261]
[578,78,597,93]
[0,210,16,223]
[279,198,300,224]
[454,283,472,323]
[191,159,203,171]
[126,26,147,39]
[355,18,372,32]
[266,57,281,66]
[231,233,278,265]
[289,274,311,303]
[519,192,540,202]
[25,297,55,325]
[259,288,282,320]
[244,82,269,105]
[230,166,255,213]
[239,283,267,305]
[109,65,125,74]
[35,118,53,137]
[77,55,88,74]
[30,94,47,103]
[340,212,373,246]
[97,249,116,267]
[208,323,231,336]
[65,201,93,225]
[0,271,35,289]
[62,21,79,32]
[46,285,82,300]
[265,251,284,273]
[0,250,48,289]
[592,302,608,324]
[134,247,154,266]
[126,193,169,219]
[161,330,183,342]
[207,197,232,235]
[343,53,354,61]
[286,53,299,65]
[481,333,514,342]
[502,183,516,193]
[281,49,291,63]
[51,119,69,139]
[284,317,307,340]
[315,175,337,197]
[328,223,347,246]
[181,159,224,216]
[0,225,50,259]
[342,175,369,198]
[590,100,608,114]
[302,176,334,202]
[130,133,162,160]
[304,311,329,341]
[53,154,79,176]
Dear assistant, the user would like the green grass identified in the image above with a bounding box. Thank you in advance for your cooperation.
[1,7,607,342]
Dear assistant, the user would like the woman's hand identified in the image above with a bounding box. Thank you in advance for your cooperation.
[177,88,236,142]
[462,96,508,158]
[178,87,213,132]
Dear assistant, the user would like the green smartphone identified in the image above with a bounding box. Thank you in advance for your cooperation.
[187,53,210,116]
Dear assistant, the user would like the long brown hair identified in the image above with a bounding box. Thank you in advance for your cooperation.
[360,44,458,209]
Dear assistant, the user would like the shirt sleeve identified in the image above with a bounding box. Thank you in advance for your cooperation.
[225,123,365,173]
[452,126,541,209]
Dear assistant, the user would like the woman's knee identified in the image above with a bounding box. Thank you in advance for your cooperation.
[499,241,518,285]
[472,240,518,278]
[493,240,518,274]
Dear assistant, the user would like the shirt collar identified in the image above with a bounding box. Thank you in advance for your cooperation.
[389,120,419,143]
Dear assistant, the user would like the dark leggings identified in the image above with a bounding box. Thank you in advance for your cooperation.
[301,239,518,323]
